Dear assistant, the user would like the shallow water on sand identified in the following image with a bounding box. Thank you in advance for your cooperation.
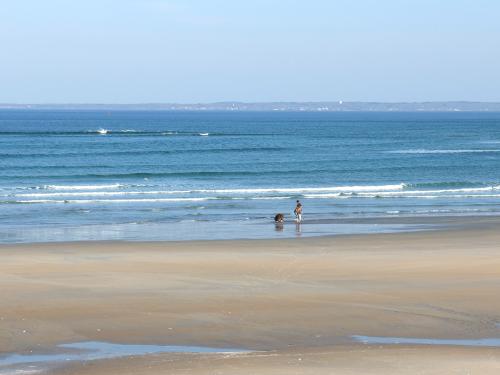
[0,219,430,243]
[352,335,500,347]
[0,341,248,374]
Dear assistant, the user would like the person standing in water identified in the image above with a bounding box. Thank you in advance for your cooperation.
[294,200,303,222]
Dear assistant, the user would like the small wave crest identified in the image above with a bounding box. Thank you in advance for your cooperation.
[0,130,244,137]
[9,184,406,196]
[194,184,406,194]
[43,184,124,191]
[5,183,500,205]
[4,197,214,205]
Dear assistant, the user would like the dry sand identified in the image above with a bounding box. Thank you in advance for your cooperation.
[1,224,500,374]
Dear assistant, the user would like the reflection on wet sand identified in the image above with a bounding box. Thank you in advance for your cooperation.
[295,222,302,236]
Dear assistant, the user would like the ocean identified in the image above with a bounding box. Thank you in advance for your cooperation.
[1,110,500,243]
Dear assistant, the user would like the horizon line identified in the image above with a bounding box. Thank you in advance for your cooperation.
[2,101,500,113]
[2,100,500,105]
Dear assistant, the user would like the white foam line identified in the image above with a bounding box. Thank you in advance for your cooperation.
[10,193,500,203]
[14,190,191,198]
[12,184,408,197]
[250,196,290,200]
[375,194,500,199]
[195,184,406,194]
[84,197,211,203]
[304,193,500,199]
[356,186,500,196]
[43,184,123,190]
[304,193,349,199]
[13,186,500,199]
[15,191,291,201]
[14,198,213,204]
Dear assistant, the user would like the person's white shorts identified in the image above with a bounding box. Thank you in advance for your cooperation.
[296,214,302,222]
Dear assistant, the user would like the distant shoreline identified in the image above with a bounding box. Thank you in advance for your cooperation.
[2,101,500,112]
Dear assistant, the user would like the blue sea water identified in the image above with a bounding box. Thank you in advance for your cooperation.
[1,110,500,243]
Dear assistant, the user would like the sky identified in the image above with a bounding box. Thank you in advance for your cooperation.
[1,0,499,103]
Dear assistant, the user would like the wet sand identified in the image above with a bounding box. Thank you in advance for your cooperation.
[1,222,500,374]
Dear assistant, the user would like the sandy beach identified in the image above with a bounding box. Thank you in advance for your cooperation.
[2,222,500,374]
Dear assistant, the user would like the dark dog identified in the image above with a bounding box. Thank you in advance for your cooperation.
[274,213,284,223]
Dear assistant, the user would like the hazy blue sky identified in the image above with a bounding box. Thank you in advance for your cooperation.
[1,0,499,103]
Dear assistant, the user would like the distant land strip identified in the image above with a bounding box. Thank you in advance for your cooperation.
[1,102,500,112]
